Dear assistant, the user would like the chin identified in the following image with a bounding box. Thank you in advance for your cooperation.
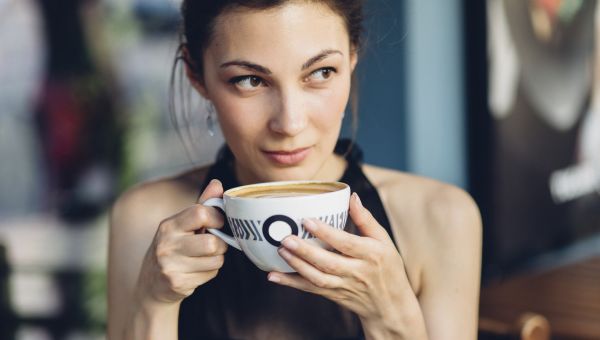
[260,166,317,183]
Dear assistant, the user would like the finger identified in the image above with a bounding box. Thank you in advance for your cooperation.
[267,272,322,295]
[182,255,225,273]
[280,236,355,276]
[197,179,224,204]
[349,193,392,242]
[162,253,226,273]
[166,204,225,233]
[277,248,343,290]
[302,218,371,258]
[179,234,228,257]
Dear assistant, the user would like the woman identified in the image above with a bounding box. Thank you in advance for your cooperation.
[107,1,482,339]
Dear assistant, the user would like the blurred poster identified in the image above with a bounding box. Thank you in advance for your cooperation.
[486,0,600,270]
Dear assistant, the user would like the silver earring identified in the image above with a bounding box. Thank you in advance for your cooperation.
[206,101,216,137]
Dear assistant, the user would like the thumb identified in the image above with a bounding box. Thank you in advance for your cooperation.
[349,192,390,241]
[197,179,224,204]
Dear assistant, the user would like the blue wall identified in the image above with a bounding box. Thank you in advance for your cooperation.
[346,0,467,190]
[343,0,407,171]
[405,0,467,188]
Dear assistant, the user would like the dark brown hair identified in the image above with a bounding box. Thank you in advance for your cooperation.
[181,0,363,79]
[170,0,364,155]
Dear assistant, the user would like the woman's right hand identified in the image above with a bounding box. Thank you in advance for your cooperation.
[136,179,228,305]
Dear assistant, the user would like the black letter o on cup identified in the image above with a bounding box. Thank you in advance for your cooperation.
[262,215,298,247]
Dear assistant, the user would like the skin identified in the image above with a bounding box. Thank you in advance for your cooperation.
[107,2,482,340]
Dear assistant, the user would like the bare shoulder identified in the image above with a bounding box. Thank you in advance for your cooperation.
[362,164,480,235]
[107,167,209,281]
[111,166,210,227]
[108,165,211,284]
[362,164,482,288]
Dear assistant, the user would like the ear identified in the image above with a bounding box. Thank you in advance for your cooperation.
[349,47,358,73]
[182,45,210,99]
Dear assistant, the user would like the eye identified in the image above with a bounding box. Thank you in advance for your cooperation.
[307,67,336,82]
[229,75,265,90]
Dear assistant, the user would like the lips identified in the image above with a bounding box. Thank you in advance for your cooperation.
[262,147,311,166]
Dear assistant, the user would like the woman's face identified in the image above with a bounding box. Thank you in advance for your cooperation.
[195,2,357,184]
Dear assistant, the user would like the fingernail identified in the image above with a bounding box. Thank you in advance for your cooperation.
[303,218,318,232]
[353,192,362,207]
[210,179,219,185]
[278,248,292,259]
[281,237,298,250]
[268,274,280,283]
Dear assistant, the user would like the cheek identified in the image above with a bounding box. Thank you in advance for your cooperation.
[211,92,267,138]
[311,80,351,127]
[202,72,262,136]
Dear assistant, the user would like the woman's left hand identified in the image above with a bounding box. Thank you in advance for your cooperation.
[268,193,426,338]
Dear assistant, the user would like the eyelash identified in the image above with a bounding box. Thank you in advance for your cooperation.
[228,67,338,89]
[228,75,264,88]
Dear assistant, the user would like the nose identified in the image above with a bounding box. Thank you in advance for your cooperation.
[268,87,308,136]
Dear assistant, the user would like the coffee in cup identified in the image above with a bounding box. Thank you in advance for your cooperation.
[228,182,344,199]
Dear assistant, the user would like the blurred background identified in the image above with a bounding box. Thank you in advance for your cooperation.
[0,0,598,339]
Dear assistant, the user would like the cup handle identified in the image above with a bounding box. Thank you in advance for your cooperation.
[202,198,242,251]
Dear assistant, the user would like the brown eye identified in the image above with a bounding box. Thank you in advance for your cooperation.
[308,67,336,82]
[229,75,265,89]
[250,76,262,87]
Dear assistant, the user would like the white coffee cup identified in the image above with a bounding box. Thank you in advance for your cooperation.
[203,180,350,272]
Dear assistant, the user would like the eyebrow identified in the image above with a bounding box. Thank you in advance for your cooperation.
[301,49,343,70]
[219,49,343,74]
[220,60,272,74]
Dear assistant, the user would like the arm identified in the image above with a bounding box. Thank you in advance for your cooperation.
[356,186,482,340]
[418,187,482,340]
[107,184,170,340]
[107,180,227,340]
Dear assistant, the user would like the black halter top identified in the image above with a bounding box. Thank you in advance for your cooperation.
[179,140,395,340]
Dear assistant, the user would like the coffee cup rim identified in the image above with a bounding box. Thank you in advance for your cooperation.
[224,180,349,200]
